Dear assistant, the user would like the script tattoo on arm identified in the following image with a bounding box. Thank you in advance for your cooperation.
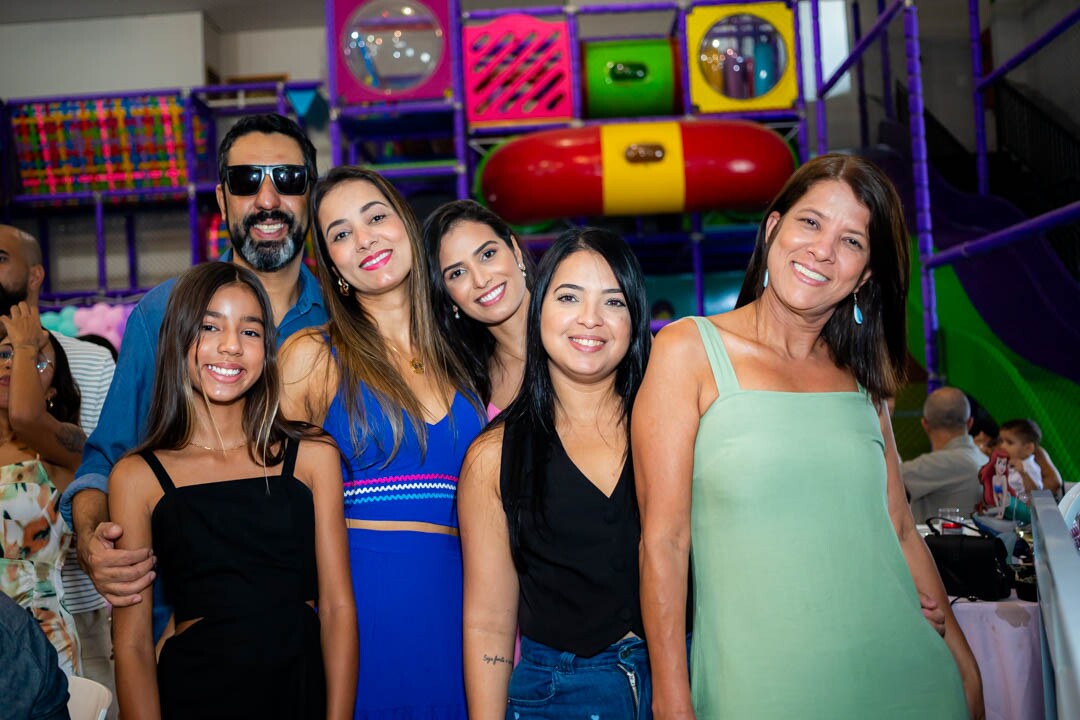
[56,423,86,454]
[482,654,512,666]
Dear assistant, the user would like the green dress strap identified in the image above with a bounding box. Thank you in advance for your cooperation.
[690,316,740,396]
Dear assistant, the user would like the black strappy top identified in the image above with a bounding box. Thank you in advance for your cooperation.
[500,431,645,657]
[144,439,318,623]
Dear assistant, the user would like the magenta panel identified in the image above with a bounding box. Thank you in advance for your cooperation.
[463,14,574,125]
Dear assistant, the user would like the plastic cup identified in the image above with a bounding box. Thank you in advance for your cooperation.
[937,507,964,535]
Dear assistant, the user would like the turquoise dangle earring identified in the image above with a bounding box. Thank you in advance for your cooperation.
[853,291,864,325]
[763,269,769,288]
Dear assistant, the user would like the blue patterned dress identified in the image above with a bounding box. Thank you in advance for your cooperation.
[323,381,484,719]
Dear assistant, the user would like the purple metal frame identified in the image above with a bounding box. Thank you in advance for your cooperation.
[914,1,1080,386]
[792,0,809,162]
[810,0,825,154]
[970,1,1080,196]
[924,199,1080,270]
[814,0,903,154]
[902,4,940,389]
[878,0,894,120]
[851,2,868,148]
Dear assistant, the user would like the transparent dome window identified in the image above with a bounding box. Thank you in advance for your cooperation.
[698,14,787,100]
[342,0,445,94]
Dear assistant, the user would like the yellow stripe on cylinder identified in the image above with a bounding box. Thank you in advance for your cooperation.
[600,121,685,215]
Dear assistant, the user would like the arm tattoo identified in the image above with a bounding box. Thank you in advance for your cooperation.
[56,424,86,453]
[482,654,512,666]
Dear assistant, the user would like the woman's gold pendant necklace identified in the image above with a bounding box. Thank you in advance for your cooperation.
[387,340,425,374]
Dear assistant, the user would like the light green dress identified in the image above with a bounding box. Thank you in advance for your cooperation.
[688,318,966,719]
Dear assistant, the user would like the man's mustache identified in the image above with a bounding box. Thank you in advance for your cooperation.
[242,210,295,235]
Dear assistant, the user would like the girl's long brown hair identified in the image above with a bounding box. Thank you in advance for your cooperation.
[136,262,311,465]
[309,166,483,461]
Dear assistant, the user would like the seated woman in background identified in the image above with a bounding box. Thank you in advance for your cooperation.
[109,263,356,719]
[280,167,486,718]
[423,200,534,418]
[0,302,84,677]
[460,228,654,718]
[635,154,984,719]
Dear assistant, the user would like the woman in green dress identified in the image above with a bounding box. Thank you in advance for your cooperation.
[634,155,983,719]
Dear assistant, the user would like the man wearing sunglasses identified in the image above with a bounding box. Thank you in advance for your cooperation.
[61,115,328,637]
[0,223,118,711]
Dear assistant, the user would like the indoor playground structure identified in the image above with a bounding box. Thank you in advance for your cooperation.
[2,0,1079,712]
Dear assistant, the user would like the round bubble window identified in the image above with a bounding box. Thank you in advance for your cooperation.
[342,0,445,94]
[698,14,787,100]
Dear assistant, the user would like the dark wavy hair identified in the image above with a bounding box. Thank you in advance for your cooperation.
[309,167,484,462]
[421,200,535,406]
[135,262,312,465]
[217,113,318,189]
[493,227,651,569]
[735,153,909,403]
[45,333,81,426]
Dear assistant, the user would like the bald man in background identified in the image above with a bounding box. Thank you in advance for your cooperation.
[902,387,987,525]
[0,224,117,715]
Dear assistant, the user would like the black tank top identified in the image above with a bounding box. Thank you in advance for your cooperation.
[144,439,318,623]
[500,430,645,657]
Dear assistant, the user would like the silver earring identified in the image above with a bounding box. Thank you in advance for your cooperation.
[452,305,460,320]
[518,261,527,279]
[853,291,864,325]
[763,269,769,288]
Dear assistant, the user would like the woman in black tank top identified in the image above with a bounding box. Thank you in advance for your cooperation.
[459,229,655,719]
[109,263,357,719]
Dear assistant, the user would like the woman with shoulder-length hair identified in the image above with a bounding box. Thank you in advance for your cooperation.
[635,154,984,719]
[109,261,356,719]
[422,200,535,418]
[279,166,486,717]
[459,227,656,718]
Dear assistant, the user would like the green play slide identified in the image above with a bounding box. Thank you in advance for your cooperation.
[907,242,1080,483]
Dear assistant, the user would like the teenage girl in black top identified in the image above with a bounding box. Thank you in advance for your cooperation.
[459,228,653,718]
[109,263,357,719]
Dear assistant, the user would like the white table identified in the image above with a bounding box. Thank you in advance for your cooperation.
[951,592,1043,720]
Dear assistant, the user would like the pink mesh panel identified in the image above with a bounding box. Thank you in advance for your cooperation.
[464,14,573,125]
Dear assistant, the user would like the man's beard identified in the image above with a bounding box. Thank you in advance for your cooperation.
[226,208,306,272]
[0,282,28,317]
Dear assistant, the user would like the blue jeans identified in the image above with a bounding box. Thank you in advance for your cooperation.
[506,634,653,720]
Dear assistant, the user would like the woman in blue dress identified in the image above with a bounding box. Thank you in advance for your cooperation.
[280,167,486,718]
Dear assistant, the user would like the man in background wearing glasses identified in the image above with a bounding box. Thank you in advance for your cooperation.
[61,114,327,639]
[0,223,118,712]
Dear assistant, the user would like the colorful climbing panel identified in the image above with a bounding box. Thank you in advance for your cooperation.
[463,13,574,127]
[9,94,210,198]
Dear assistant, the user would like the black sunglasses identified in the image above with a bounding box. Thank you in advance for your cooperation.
[225,164,309,196]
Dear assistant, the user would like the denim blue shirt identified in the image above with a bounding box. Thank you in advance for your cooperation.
[0,594,70,719]
[59,255,326,637]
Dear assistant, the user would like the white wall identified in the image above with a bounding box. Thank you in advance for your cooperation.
[0,12,205,98]
[218,26,326,81]
[203,18,223,81]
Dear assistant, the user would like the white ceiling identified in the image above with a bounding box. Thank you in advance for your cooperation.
[0,0,326,32]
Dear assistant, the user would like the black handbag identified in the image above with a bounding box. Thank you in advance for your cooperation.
[923,518,1012,601]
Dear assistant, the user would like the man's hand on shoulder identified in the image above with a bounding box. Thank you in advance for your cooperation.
[79,521,156,606]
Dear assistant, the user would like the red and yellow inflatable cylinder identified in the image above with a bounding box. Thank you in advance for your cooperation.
[478,119,794,225]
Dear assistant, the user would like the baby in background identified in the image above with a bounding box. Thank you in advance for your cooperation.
[998,419,1063,497]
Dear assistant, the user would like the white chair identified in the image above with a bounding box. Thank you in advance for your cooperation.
[67,675,112,720]
[1058,482,1080,527]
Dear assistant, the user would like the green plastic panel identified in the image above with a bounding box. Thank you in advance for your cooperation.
[583,39,676,119]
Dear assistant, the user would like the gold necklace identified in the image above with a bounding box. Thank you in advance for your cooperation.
[188,440,248,452]
[386,340,425,374]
